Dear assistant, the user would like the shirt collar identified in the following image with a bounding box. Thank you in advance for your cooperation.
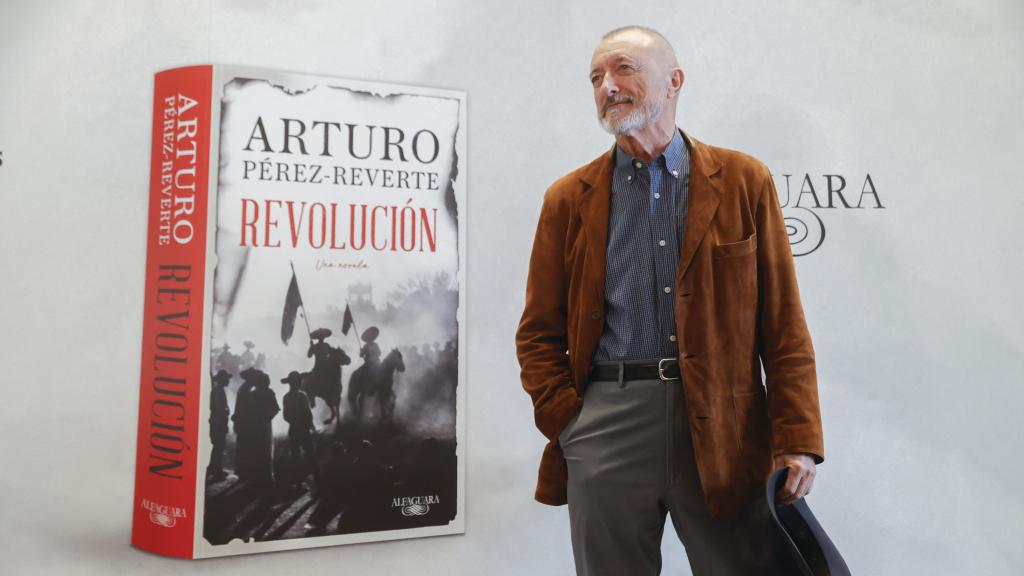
[613,129,687,177]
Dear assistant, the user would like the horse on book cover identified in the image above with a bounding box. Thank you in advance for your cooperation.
[302,345,351,425]
[347,348,406,425]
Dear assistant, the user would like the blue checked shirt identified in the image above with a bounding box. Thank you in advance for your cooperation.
[592,129,691,362]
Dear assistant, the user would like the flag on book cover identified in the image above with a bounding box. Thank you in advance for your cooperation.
[281,271,303,344]
[341,303,354,336]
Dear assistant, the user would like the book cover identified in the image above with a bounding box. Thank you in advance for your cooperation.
[133,65,466,558]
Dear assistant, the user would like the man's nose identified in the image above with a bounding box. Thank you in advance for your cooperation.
[598,73,618,96]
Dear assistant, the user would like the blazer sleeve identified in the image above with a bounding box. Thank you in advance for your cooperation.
[515,187,583,442]
[755,170,825,463]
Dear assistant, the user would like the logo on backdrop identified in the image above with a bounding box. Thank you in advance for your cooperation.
[775,173,885,256]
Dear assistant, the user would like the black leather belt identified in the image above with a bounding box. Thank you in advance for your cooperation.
[590,358,680,382]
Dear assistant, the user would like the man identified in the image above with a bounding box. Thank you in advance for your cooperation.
[281,370,318,490]
[307,328,348,424]
[206,369,232,482]
[359,326,383,369]
[515,26,824,575]
[234,368,280,489]
[232,367,259,482]
[250,370,280,488]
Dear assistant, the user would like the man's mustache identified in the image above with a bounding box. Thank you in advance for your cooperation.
[602,95,634,115]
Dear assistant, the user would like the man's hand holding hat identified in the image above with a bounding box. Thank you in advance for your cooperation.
[773,453,816,505]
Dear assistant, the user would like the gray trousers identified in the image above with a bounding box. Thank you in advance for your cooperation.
[558,360,785,576]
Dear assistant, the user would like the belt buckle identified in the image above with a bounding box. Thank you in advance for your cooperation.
[657,358,679,381]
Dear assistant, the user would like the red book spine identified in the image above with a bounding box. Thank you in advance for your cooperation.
[131,65,213,558]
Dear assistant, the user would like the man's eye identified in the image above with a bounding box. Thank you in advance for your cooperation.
[591,76,601,85]
[618,64,633,72]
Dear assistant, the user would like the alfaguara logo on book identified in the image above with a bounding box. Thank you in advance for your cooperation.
[392,494,441,517]
[141,498,188,528]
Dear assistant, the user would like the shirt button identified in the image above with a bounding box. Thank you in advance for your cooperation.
[672,170,679,177]
[635,161,643,169]
[658,239,666,247]
[669,335,677,342]
[654,193,660,199]
[627,175,632,182]
[663,286,671,294]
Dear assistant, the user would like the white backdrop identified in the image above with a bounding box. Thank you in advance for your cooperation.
[2,0,1022,574]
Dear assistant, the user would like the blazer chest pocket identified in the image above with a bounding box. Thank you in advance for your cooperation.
[712,232,757,260]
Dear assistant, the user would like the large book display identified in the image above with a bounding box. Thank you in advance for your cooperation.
[132,65,466,558]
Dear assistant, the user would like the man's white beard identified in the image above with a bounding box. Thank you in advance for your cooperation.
[600,96,662,135]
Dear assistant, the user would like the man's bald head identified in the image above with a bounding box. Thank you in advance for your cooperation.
[599,26,679,72]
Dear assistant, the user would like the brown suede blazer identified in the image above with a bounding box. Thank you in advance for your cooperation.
[515,131,824,519]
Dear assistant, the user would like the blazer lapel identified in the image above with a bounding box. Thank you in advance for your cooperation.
[577,147,615,298]
[678,133,723,278]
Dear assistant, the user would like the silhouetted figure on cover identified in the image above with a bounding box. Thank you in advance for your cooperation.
[355,327,382,407]
[308,329,334,375]
[349,327,400,422]
[251,371,280,487]
[306,328,350,424]
[281,371,318,489]
[206,369,232,482]
[232,367,259,482]
[377,348,406,426]
[233,368,279,487]
[359,326,382,370]
[349,346,406,426]
[215,343,240,380]
[240,340,256,371]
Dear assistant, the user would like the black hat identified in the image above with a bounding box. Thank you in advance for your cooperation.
[765,468,851,576]
[211,369,232,384]
[280,371,304,386]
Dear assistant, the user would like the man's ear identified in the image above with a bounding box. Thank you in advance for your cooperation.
[669,68,685,97]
